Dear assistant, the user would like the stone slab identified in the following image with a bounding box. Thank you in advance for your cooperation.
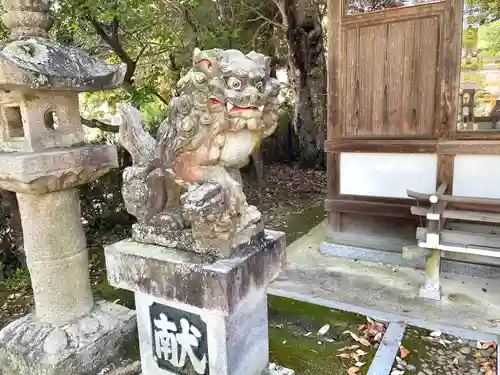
[136,363,294,375]
[366,322,406,375]
[0,301,136,375]
[135,290,270,375]
[105,230,286,315]
[0,145,118,193]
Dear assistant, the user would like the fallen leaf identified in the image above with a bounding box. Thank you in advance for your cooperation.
[351,353,360,362]
[374,332,383,342]
[336,353,351,359]
[356,349,368,356]
[349,331,361,342]
[449,294,457,301]
[481,342,497,350]
[347,367,360,375]
[485,370,496,375]
[488,319,500,324]
[367,317,374,323]
[347,345,360,350]
[337,347,349,352]
[400,346,411,358]
[358,337,372,347]
[430,331,442,337]
[318,324,330,336]
[354,362,365,367]
[414,266,425,270]
[391,371,405,375]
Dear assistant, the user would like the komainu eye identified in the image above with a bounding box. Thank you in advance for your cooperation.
[227,77,243,90]
[255,81,263,91]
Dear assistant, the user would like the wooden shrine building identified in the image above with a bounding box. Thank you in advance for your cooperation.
[324,0,500,286]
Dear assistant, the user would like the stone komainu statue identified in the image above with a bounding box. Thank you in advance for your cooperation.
[118,48,280,257]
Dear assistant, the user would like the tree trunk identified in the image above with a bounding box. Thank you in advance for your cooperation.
[281,0,327,168]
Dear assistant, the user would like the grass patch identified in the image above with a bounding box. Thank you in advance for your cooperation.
[268,296,380,375]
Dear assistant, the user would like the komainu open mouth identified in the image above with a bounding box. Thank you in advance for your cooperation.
[209,98,264,112]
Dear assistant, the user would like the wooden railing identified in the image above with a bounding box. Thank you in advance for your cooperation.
[405,183,500,300]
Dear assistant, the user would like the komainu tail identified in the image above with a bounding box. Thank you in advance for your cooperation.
[117,104,156,167]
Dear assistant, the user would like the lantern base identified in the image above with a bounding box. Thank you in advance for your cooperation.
[0,301,136,375]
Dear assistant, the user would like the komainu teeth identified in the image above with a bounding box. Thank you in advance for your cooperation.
[227,103,234,111]
[258,105,265,112]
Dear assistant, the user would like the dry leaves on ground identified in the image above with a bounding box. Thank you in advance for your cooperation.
[399,346,410,359]
[475,341,497,375]
[338,317,388,374]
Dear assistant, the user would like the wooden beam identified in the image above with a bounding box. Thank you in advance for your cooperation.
[438,0,462,140]
[326,139,500,155]
[402,245,431,260]
[417,228,500,249]
[408,191,500,206]
[327,0,342,141]
[342,2,445,27]
[443,210,500,224]
[325,199,414,218]
[419,241,500,259]
[325,139,437,153]
[438,140,500,155]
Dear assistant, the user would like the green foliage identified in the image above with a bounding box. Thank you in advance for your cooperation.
[79,133,132,234]
[2,267,30,291]
[47,0,285,113]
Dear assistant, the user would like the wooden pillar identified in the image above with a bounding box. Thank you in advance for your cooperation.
[326,0,343,233]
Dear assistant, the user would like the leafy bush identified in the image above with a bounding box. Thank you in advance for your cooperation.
[79,132,133,234]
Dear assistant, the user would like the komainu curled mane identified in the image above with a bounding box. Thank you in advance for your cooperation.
[118,48,280,257]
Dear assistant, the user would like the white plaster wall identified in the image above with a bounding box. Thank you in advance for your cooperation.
[340,153,438,198]
[453,155,500,199]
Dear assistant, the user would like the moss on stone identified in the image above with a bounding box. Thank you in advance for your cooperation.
[268,296,379,374]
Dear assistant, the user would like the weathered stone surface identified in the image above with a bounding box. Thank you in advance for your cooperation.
[131,219,265,258]
[97,360,142,375]
[0,91,85,151]
[0,38,126,91]
[135,291,269,375]
[105,230,286,315]
[266,363,295,375]
[0,145,118,193]
[17,188,93,326]
[0,301,137,375]
[1,0,52,40]
[116,47,281,257]
[135,363,294,375]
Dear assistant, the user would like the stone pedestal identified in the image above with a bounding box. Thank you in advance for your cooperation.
[105,230,294,375]
[0,301,136,375]
[0,146,137,375]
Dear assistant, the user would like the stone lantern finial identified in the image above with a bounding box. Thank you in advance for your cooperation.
[1,0,53,39]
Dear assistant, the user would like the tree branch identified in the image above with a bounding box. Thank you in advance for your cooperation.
[81,116,119,133]
[86,15,137,85]
[152,92,169,106]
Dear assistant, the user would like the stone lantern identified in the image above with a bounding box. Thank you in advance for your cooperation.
[0,1,136,374]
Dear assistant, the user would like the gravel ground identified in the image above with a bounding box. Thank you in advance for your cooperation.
[391,327,497,375]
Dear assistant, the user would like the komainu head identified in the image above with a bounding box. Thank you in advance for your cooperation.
[176,48,280,133]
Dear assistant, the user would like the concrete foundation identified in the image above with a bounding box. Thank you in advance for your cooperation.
[0,301,137,375]
[270,220,500,337]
